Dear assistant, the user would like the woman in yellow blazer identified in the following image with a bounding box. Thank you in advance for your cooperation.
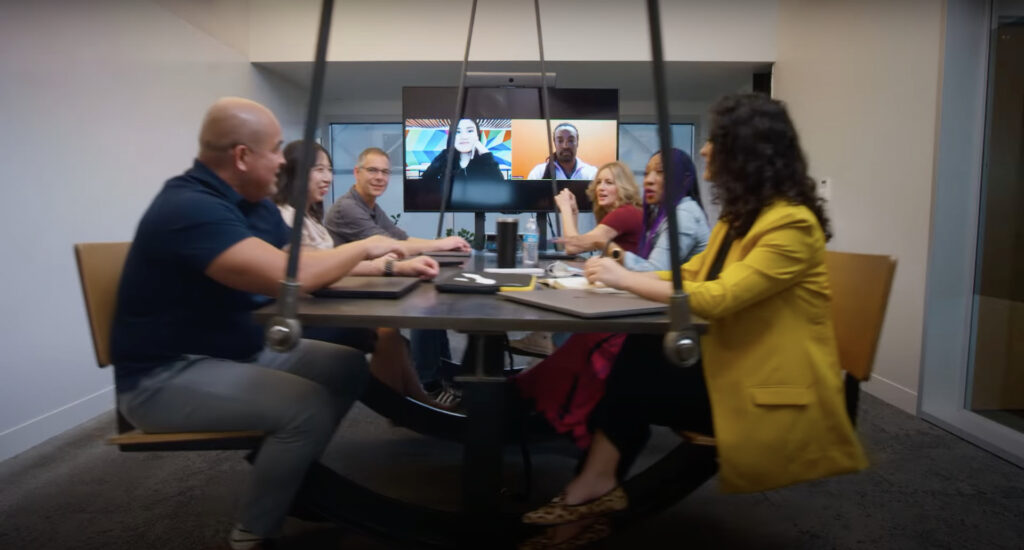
[522,94,867,531]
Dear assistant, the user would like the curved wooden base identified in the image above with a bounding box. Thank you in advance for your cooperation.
[305,377,719,548]
[292,442,716,548]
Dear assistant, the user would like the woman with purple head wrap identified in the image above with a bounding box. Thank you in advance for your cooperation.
[622,148,710,271]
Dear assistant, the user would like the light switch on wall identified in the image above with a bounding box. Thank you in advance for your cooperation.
[818,177,832,203]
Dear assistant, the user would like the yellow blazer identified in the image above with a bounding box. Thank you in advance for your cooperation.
[660,201,867,493]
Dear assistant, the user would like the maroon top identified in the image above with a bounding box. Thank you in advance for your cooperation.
[598,204,643,253]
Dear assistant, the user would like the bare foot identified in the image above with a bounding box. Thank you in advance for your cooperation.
[563,477,617,506]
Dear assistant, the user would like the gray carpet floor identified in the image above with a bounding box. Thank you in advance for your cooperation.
[1,392,1022,549]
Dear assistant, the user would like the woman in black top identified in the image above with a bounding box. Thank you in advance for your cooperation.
[420,118,504,185]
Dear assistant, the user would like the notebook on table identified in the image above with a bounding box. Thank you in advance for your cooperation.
[540,276,592,290]
[435,271,536,294]
[312,276,421,299]
[498,288,667,318]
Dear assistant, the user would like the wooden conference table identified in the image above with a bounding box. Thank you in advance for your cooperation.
[253,253,710,547]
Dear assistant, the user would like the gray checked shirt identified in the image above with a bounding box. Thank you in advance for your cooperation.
[324,186,409,246]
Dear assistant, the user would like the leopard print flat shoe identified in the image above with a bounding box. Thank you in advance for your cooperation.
[517,518,612,550]
[521,486,628,526]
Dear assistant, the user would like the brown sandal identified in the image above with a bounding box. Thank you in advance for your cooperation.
[521,486,628,526]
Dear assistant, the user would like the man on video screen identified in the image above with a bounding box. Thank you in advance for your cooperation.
[527,122,598,180]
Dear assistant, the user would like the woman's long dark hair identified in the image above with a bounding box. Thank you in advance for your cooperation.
[273,140,331,223]
[707,94,831,241]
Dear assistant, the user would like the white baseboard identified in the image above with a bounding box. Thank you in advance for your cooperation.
[862,374,918,414]
[0,386,115,463]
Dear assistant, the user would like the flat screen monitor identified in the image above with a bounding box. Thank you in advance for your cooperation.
[402,87,619,212]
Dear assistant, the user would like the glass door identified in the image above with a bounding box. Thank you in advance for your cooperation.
[919,1,1024,467]
[966,21,1024,433]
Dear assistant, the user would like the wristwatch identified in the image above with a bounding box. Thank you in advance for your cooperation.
[603,242,625,265]
[383,258,395,277]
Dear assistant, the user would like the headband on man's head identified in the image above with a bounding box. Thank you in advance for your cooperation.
[553,123,579,140]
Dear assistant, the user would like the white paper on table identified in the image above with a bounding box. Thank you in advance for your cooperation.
[539,277,630,294]
[545,276,592,290]
[483,268,546,275]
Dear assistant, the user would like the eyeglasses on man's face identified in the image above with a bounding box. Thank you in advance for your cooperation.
[360,166,392,177]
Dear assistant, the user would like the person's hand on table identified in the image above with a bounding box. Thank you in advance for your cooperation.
[584,257,632,289]
[362,235,406,260]
[396,256,439,280]
[435,236,472,252]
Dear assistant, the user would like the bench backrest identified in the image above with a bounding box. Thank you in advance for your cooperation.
[825,250,897,382]
[74,242,130,368]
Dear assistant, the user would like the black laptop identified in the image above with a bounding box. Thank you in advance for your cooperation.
[312,276,421,299]
[432,257,468,267]
[499,289,666,318]
[426,250,472,258]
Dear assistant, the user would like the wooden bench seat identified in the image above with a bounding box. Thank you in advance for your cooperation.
[107,430,265,446]
[104,429,265,452]
[75,242,269,451]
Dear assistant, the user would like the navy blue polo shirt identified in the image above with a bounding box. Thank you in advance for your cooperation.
[111,160,288,381]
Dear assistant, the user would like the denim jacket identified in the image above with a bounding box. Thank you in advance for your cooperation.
[623,197,710,271]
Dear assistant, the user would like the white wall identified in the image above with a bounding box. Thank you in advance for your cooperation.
[249,0,776,63]
[0,0,304,462]
[155,0,251,56]
[773,0,945,413]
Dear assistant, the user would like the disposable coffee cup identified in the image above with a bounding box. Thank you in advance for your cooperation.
[496,217,518,268]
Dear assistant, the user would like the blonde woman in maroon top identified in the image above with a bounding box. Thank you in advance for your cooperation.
[554,161,643,255]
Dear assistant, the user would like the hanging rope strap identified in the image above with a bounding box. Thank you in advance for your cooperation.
[534,0,560,238]
[266,0,334,352]
[435,0,480,239]
[645,0,698,367]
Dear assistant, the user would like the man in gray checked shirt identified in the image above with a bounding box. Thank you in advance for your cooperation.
[324,147,471,254]
[324,146,469,405]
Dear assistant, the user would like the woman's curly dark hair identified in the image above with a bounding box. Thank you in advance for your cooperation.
[707,93,831,241]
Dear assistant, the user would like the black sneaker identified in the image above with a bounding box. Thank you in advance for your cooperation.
[427,380,462,409]
[422,380,443,395]
[229,526,268,550]
[435,387,461,408]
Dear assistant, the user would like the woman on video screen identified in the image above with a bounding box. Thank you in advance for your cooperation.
[420,118,504,186]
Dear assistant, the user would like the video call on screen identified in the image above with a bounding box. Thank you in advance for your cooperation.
[402,87,618,212]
